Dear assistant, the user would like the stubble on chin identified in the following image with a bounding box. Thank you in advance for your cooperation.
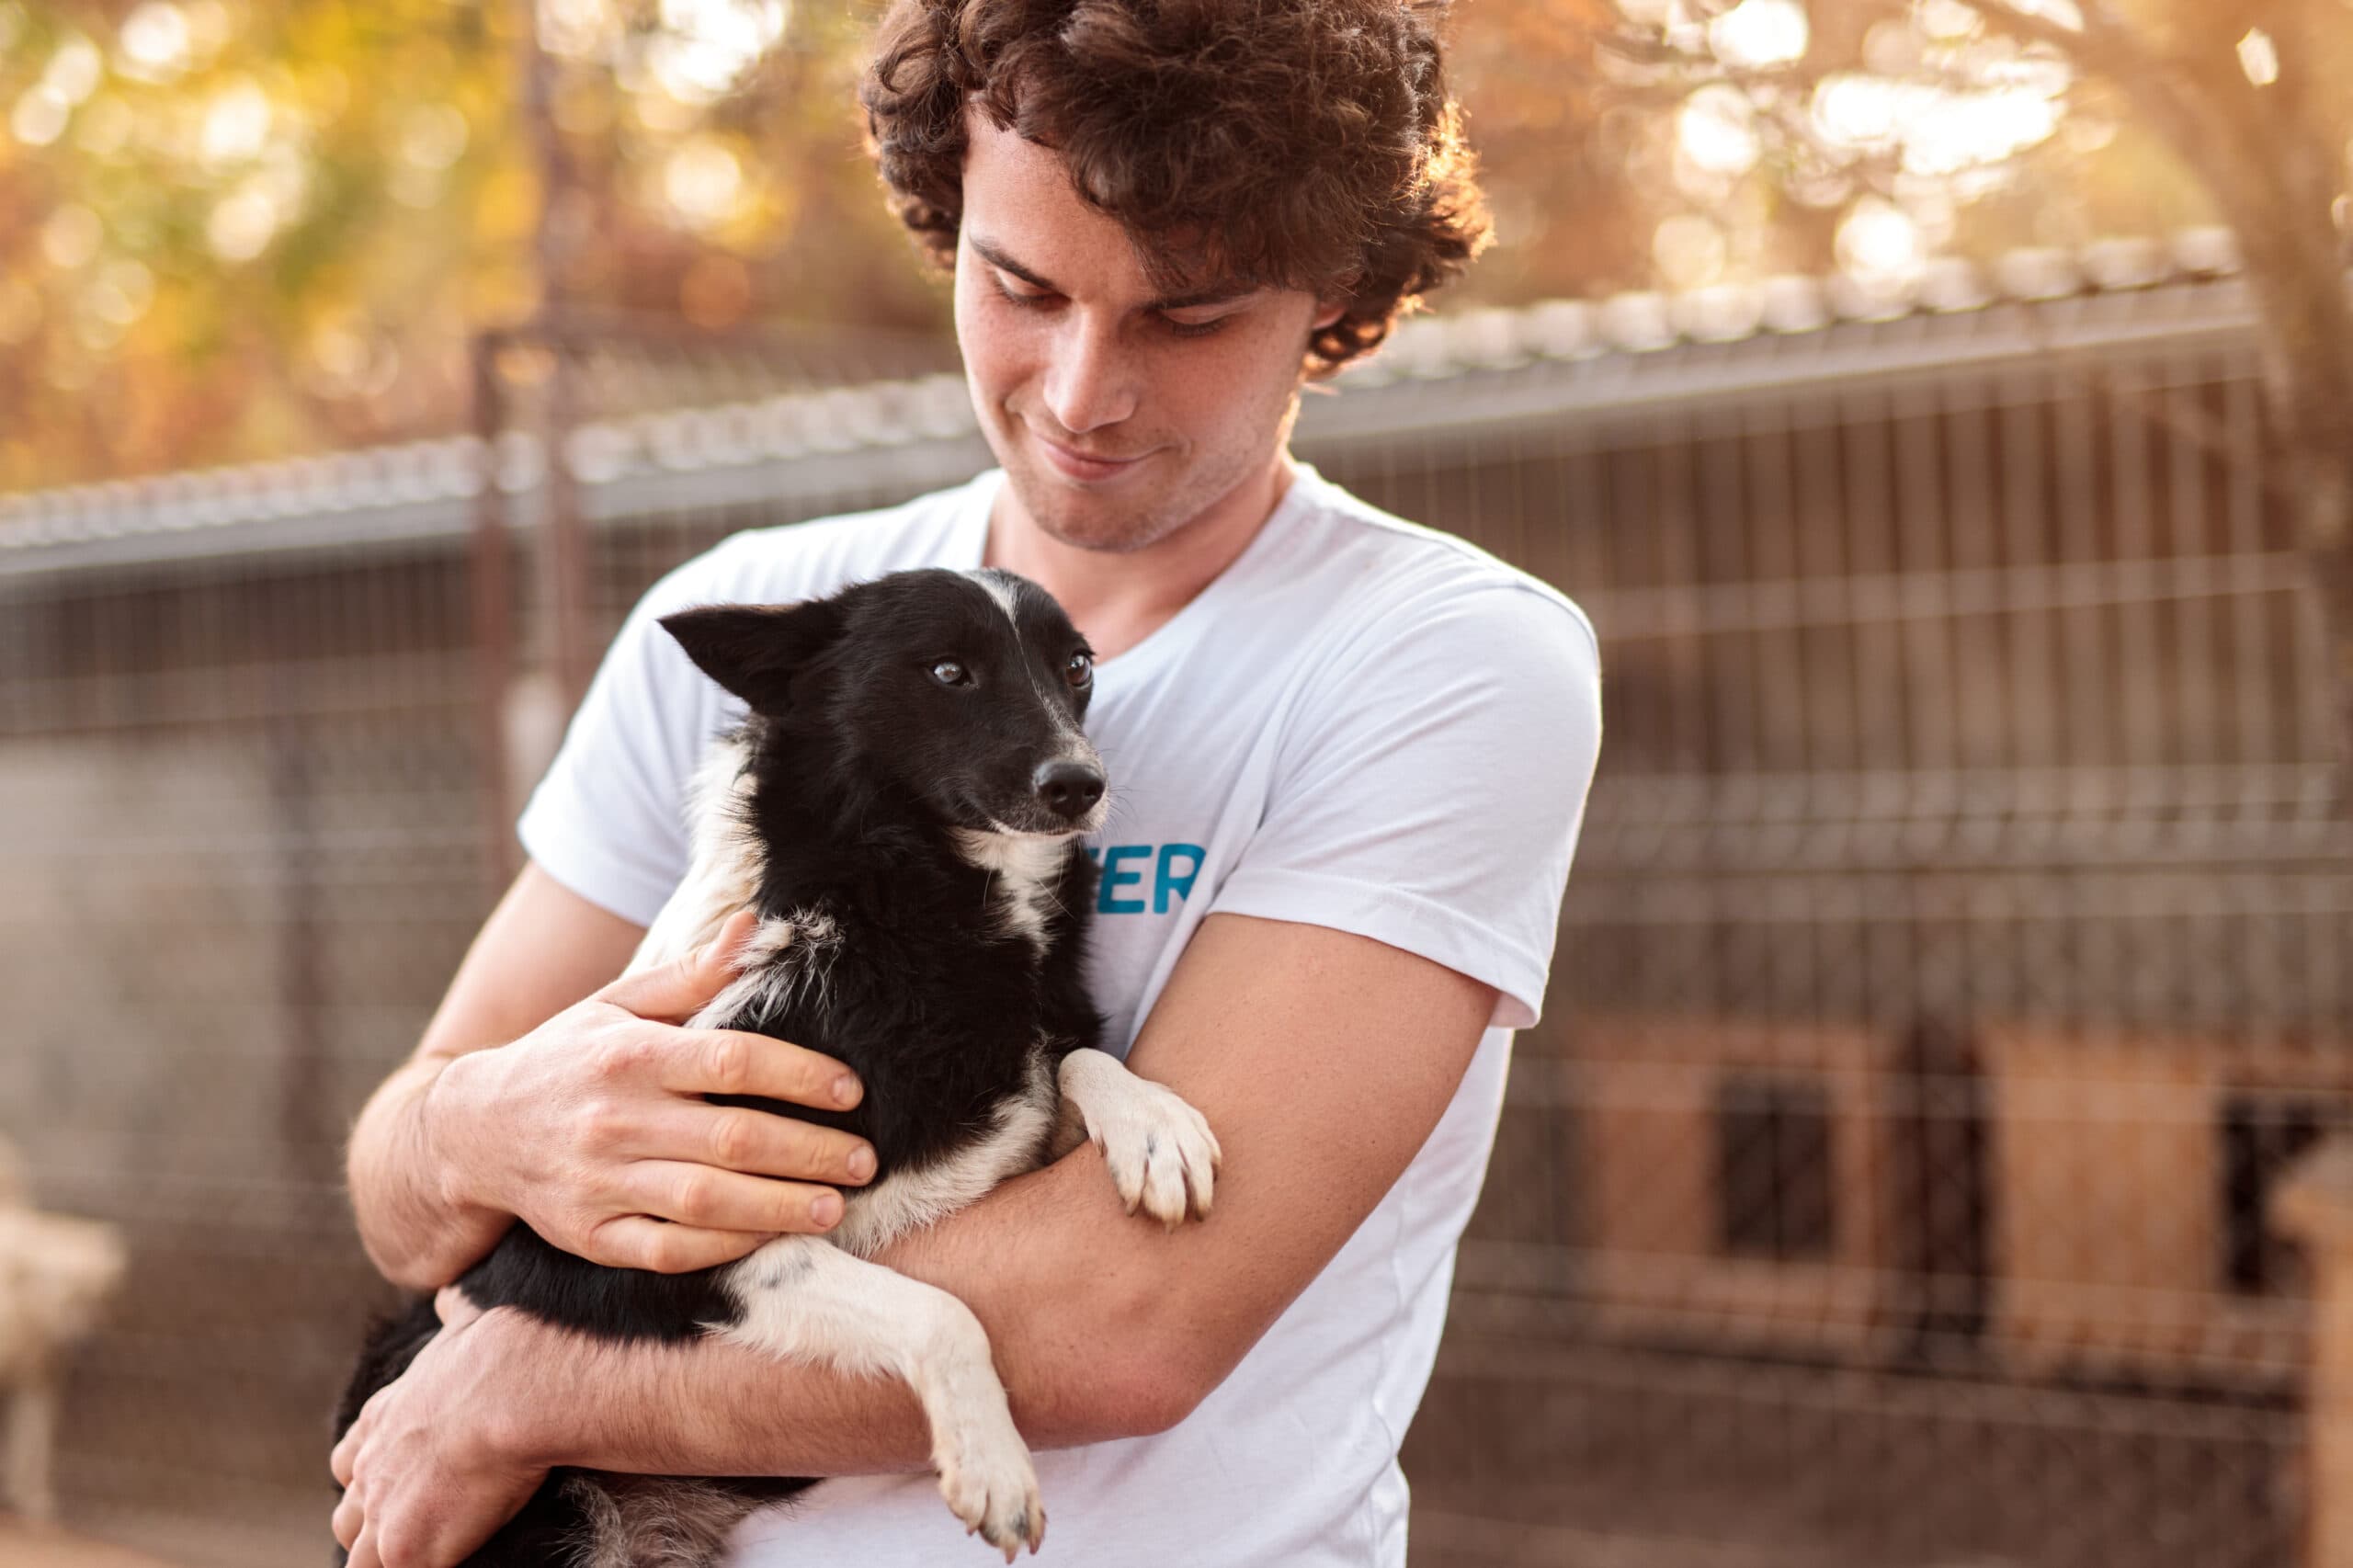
[1014,481,1187,555]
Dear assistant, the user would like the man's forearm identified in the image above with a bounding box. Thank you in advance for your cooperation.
[495,1150,1204,1483]
[480,1303,937,1480]
[347,1053,513,1291]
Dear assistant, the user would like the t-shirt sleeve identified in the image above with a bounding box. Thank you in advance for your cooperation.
[1207,584,1601,1031]
[515,546,743,926]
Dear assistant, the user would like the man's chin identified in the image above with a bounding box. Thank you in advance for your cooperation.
[1006,469,1178,554]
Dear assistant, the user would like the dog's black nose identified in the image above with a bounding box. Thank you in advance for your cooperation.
[1033,760,1105,820]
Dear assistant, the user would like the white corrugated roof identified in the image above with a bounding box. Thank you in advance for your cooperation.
[0,227,2264,576]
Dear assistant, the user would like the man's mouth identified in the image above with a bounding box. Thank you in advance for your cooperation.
[1029,427,1150,483]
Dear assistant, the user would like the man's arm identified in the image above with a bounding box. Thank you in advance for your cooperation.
[346,863,876,1290]
[333,910,1495,1565]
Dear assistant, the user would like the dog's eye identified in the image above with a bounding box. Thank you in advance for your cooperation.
[1063,651,1094,687]
[930,659,971,687]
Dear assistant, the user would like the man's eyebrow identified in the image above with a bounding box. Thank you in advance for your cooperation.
[971,237,1056,293]
[970,235,1256,313]
[1144,280,1256,312]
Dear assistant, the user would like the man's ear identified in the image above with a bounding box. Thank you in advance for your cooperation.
[659,600,847,711]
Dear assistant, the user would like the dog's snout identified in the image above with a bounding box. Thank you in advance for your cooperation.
[1032,760,1105,821]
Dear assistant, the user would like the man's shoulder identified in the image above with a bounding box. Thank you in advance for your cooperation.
[646,472,997,613]
[1281,467,1598,665]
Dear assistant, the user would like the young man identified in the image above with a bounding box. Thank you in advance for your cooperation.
[332,1,1600,1563]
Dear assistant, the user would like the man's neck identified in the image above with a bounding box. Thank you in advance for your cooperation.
[983,455,1298,662]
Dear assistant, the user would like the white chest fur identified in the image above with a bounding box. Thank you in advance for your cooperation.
[827,1043,1058,1257]
[631,733,761,975]
[950,828,1068,954]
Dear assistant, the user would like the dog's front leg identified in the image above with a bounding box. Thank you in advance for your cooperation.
[1055,1048,1221,1229]
[719,1236,1043,1561]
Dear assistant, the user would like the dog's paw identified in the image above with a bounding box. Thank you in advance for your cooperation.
[1087,1075,1221,1229]
[936,1410,1045,1561]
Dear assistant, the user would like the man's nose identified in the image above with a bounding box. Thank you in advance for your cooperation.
[1040,315,1138,435]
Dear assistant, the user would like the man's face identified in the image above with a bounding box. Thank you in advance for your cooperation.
[953,111,1342,554]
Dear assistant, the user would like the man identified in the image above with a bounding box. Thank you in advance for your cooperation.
[332,0,1600,1563]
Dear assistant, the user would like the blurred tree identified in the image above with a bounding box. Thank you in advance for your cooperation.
[0,1,949,492]
[1545,0,2353,770]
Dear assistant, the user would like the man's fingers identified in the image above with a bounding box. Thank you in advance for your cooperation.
[638,1104,875,1186]
[625,1160,846,1238]
[587,1213,787,1274]
[596,908,761,1022]
[331,1413,364,1486]
[656,1028,862,1111]
[332,1477,364,1550]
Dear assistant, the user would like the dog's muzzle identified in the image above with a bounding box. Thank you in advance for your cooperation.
[1031,759,1106,823]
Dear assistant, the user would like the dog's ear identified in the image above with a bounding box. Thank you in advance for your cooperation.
[660,600,847,710]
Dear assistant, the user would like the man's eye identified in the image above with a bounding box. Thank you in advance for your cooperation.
[930,659,972,687]
[1063,650,1094,686]
[995,279,1057,310]
[1161,313,1231,339]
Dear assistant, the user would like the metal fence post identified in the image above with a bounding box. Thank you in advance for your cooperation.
[2275,1138,2353,1568]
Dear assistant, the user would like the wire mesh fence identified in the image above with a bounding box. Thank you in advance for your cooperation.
[1,269,2345,1567]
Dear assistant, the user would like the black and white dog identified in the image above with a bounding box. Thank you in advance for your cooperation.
[336,567,1221,1567]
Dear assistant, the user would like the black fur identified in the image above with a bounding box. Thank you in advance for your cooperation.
[335,568,1108,1567]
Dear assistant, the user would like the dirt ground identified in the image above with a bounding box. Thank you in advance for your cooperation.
[0,1517,181,1567]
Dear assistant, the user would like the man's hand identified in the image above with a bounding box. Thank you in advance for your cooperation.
[331,1294,548,1568]
[426,909,880,1273]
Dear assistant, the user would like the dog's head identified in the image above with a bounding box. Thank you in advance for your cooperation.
[660,568,1108,839]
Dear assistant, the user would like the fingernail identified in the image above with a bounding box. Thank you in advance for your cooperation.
[847,1145,876,1182]
[834,1073,861,1108]
[811,1190,843,1228]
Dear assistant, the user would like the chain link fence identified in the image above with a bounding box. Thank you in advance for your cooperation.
[1,265,2344,1567]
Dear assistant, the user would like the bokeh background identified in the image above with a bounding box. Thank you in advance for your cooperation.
[6,2,2353,1565]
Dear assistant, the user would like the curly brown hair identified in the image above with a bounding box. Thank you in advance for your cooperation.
[859,0,1491,373]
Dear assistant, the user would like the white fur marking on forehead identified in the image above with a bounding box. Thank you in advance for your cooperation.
[962,568,1094,749]
[965,569,1026,631]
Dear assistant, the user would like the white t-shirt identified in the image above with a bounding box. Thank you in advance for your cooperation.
[517,460,1601,1567]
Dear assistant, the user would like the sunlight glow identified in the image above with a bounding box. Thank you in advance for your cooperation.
[199,78,271,166]
[44,38,105,106]
[1678,85,1762,178]
[645,0,790,102]
[1709,0,1808,70]
[207,184,279,260]
[664,138,744,231]
[1836,198,1925,290]
[10,85,70,148]
[1914,0,1981,43]
[119,4,192,80]
[541,0,789,103]
[2238,28,2279,86]
[1810,40,2070,180]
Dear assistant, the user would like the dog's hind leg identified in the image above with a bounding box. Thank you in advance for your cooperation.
[716,1237,1043,1562]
